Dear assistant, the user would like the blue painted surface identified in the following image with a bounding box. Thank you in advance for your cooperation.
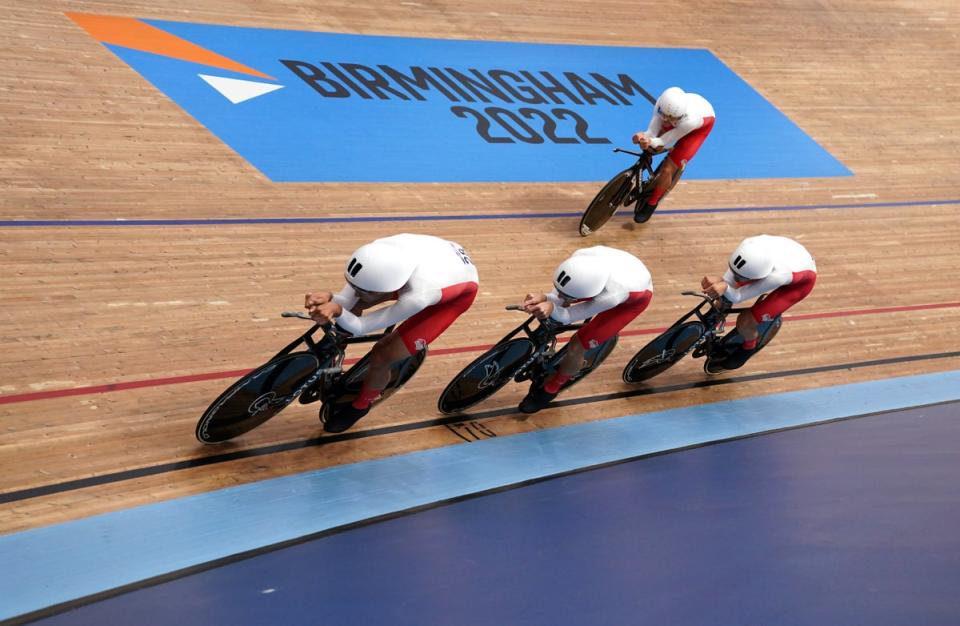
[2,370,960,620]
[90,19,850,182]
[2,197,958,228]
[29,400,960,626]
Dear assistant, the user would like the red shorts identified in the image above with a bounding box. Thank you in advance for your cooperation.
[574,290,653,349]
[396,282,478,354]
[666,116,715,168]
[751,271,817,322]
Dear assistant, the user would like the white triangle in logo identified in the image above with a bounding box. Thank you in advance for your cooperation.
[199,74,284,104]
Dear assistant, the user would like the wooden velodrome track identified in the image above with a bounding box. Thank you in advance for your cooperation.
[1,0,958,535]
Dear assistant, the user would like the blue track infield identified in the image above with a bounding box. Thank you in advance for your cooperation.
[2,369,959,622]
[1,198,958,228]
[28,399,960,626]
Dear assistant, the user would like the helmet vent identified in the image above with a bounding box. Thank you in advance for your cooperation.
[347,258,363,277]
[557,271,571,287]
[733,255,747,270]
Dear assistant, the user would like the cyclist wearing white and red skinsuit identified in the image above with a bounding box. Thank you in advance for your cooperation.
[519,246,653,413]
[306,233,479,429]
[631,86,716,223]
[701,234,816,369]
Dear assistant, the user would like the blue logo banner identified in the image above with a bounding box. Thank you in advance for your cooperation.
[88,17,851,182]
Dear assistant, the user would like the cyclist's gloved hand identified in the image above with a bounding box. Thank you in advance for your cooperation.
[700,275,728,300]
[308,301,343,325]
[632,132,653,151]
[305,290,334,309]
[521,293,553,320]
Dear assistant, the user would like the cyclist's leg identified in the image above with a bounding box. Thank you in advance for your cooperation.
[634,158,681,223]
[635,117,714,222]
[521,291,651,412]
[570,290,652,355]
[735,308,761,345]
[745,271,817,347]
[353,332,412,408]
[646,157,681,205]
[352,281,479,411]
[722,271,816,369]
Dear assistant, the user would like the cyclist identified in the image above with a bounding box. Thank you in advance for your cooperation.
[305,233,479,431]
[518,246,653,413]
[700,235,817,372]
[630,86,715,223]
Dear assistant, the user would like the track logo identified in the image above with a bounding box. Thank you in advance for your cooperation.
[66,13,852,182]
[67,13,284,104]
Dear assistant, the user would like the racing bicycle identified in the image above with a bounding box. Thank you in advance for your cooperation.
[196,313,425,443]
[622,291,782,383]
[437,305,618,415]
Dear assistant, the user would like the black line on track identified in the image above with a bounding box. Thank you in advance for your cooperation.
[1,349,958,505]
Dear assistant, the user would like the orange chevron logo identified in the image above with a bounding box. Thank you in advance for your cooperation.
[66,12,275,81]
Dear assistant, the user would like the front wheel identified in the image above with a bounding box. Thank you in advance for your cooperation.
[579,169,634,236]
[437,338,536,415]
[196,352,320,443]
[622,322,706,383]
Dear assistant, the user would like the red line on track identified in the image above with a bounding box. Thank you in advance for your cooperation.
[3,301,959,406]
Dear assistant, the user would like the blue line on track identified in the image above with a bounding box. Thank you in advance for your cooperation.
[1,198,958,227]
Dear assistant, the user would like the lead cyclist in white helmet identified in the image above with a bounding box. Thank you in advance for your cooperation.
[701,235,817,371]
[305,233,479,430]
[630,86,716,223]
[518,246,653,413]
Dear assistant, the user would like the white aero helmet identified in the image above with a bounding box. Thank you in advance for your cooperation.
[553,254,610,299]
[656,86,688,120]
[729,237,775,280]
[345,241,417,293]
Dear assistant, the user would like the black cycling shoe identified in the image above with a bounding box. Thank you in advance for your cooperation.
[719,346,756,371]
[704,346,755,375]
[633,201,658,224]
[322,402,371,433]
[519,386,559,414]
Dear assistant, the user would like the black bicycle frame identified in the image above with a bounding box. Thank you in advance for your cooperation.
[613,147,656,194]
[495,315,584,348]
[672,291,746,330]
[271,319,398,363]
